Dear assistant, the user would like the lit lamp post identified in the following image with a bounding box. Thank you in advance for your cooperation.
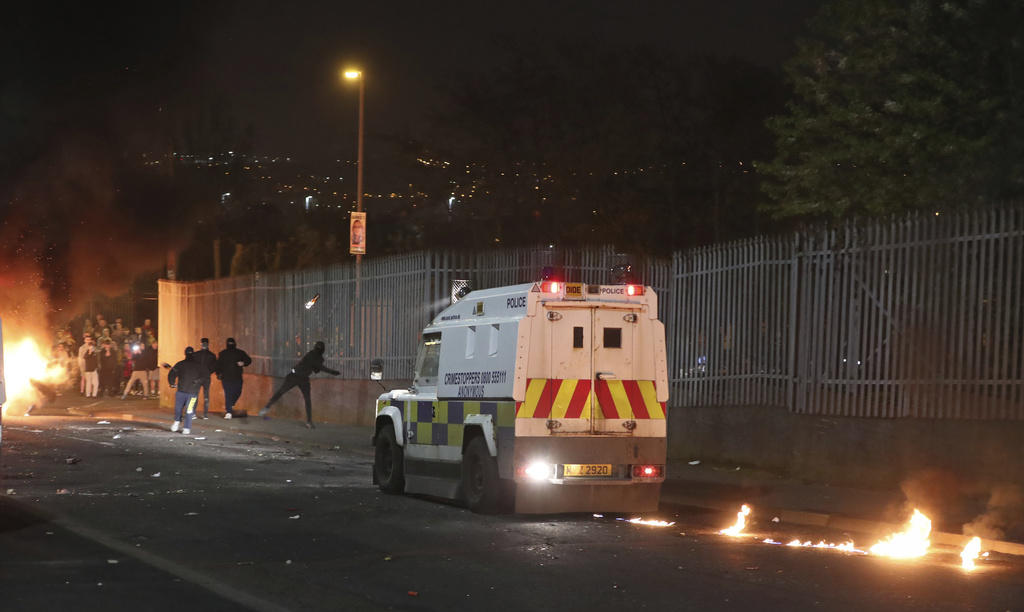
[342,69,365,302]
[343,69,365,257]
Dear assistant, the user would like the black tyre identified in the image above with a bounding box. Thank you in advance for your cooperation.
[374,426,405,493]
[462,435,502,514]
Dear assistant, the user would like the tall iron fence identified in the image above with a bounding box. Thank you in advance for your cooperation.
[670,207,1024,419]
[159,247,670,381]
[160,208,1024,419]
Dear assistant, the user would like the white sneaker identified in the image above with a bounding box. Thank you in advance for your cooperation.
[170,421,180,432]
[182,428,191,435]
[224,413,232,419]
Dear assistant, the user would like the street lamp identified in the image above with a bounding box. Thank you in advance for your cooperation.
[342,69,365,246]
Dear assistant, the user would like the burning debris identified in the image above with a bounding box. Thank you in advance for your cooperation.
[620,517,676,527]
[719,504,752,536]
[869,508,932,559]
[786,540,863,554]
[304,293,320,309]
[960,536,982,571]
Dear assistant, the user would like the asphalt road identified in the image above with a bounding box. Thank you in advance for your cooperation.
[1,400,1021,611]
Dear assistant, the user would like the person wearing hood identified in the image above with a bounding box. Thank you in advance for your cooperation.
[193,337,218,419]
[168,347,205,435]
[215,337,252,419]
[258,341,340,428]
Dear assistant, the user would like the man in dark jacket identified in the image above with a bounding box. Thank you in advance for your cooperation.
[168,347,206,434]
[258,341,339,428]
[139,340,159,397]
[193,337,218,419]
[215,337,252,419]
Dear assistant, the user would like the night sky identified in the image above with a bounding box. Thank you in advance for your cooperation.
[0,1,822,323]
[3,1,822,158]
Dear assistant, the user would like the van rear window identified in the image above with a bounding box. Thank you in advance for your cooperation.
[573,326,584,348]
[603,327,621,348]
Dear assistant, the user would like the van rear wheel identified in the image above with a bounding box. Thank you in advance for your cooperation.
[462,436,501,514]
[374,426,405,493]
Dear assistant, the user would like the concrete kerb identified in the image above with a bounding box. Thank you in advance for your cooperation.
[659,490,1024,557]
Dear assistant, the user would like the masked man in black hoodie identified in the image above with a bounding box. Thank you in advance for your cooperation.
[259,341,339,428]
[168,347,206,435]
[193,337,218,419]
[215,337,252,419]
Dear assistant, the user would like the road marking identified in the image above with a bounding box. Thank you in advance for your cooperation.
[42,511,291,612]
[60,435,116,447]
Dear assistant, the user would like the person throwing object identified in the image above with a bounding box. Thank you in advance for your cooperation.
[168,347,205,435]
[259,341,339,428]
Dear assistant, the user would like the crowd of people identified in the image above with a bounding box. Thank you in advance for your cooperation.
[45,314,339,435]
[48,313,159,399]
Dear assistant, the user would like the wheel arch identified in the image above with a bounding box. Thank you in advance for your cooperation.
[374,407,404,447]
[462,414,496,456]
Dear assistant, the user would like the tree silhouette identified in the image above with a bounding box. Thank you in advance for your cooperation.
[759,0,1024,220]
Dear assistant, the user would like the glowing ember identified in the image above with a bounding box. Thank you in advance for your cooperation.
[619,517,675,527]
[960,536,982,571]
[2,336,66,413]
[304,293,320,309]
[719,504,751,536]
[869,509,932,559]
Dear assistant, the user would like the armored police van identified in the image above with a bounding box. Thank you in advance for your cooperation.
[371,280,668,513]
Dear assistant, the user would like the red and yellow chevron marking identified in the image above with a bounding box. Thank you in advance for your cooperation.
[516,378,592,419]
[516,378,665,419]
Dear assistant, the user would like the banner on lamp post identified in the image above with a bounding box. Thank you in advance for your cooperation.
[350,212,366,255]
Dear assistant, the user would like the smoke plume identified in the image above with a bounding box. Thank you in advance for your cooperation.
[963,484,1024,541]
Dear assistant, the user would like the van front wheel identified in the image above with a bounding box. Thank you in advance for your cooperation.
[462,436,501,514]
[374,427,405,493]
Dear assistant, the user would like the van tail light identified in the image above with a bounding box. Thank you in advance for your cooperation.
[632,464,664,479]
[625,284,644,296]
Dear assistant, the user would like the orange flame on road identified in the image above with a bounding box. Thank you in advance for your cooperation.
[625,517,676,527]
[960,536,982,571]
[719,504,751,536]
[869,509,932,559]
[785,539,863,554]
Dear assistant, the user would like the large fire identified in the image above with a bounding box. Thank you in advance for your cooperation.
[1,336,66,414]
[869,509,932,559]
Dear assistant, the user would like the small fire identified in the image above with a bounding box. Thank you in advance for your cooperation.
[719,504,751,536]
[624,517,675,527]
[1,336,66,413]
[869,509,932,559]
[785,539,863,554]
[960,536,982,571]
[304,293,320,309]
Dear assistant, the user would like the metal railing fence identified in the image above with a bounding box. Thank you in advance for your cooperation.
[159,247,670,381]
[669,207,1024,419]
[160,207,1024,419]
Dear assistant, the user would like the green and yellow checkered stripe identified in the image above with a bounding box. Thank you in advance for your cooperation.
[405,400,516,446]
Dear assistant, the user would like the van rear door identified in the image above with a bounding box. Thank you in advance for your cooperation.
[541,306,593,434]
[591,306,642,434]
[542,304,642,435]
